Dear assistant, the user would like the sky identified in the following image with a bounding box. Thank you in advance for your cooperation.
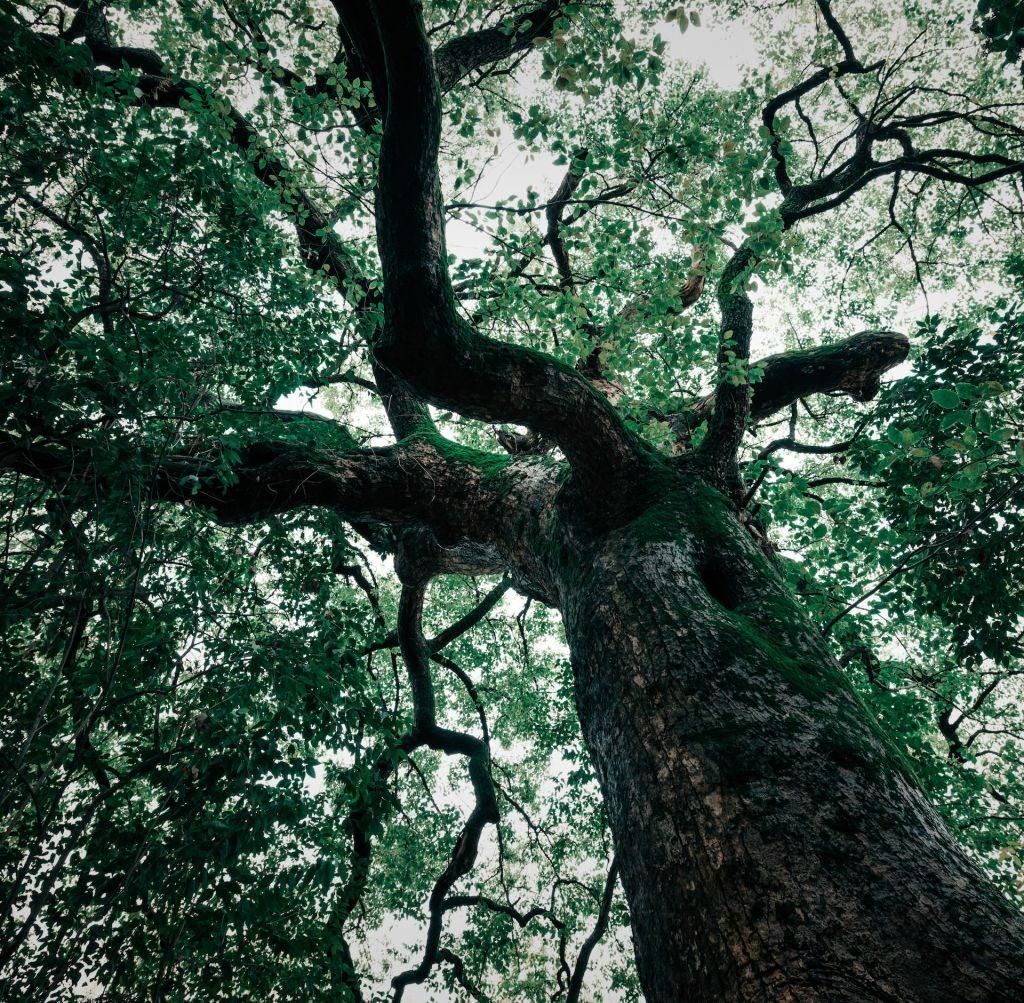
[445,10,763,259]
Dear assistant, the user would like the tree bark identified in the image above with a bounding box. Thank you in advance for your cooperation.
[553,466,1024,1002]
[10,6,1024,998]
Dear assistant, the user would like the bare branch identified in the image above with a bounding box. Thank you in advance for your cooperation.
[363,577,511,655]
[389,576,499,1002]
[546,149,588,286]
[564,858,619,1003]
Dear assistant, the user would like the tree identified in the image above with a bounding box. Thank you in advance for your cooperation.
[3,0,1024,999]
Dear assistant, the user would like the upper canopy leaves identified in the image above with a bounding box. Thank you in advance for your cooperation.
[3,0,1024,998]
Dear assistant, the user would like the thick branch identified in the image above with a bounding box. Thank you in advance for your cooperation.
[668,329,909,456]
[751,329,910,417]
[434,2,566,91]
[320,1,568,128]
[673,329,910,437]
[354,1,654,503]
[695,242,757,484]
[546,149,588,286]
[815,0,857,63]
[0,429,502,541]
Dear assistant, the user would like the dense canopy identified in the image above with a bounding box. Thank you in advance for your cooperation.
[3,0,1024,1000]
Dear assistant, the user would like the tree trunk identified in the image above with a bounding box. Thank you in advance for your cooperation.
[555,470,1024,1002]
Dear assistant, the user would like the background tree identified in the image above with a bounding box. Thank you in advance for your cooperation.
[4,0,1024,1000]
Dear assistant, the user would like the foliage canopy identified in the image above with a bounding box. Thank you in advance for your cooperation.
[3,0,1024,999]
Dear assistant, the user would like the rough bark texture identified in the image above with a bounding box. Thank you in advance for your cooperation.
[552,465,1024,1002]
[9,3,1024,999]
[669,331,912,440]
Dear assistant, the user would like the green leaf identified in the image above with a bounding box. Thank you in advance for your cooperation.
[931,388,961,409]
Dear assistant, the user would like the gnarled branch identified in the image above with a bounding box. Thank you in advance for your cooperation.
[669,329,911,441]
[0,428,505,544]
[344,1,654,507]
[388,573,499,1001]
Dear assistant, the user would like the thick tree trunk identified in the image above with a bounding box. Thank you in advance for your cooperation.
[555,470,1024,1002]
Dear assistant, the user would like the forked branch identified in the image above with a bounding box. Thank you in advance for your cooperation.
[342,1,654,502]
[389,574,499,1001]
